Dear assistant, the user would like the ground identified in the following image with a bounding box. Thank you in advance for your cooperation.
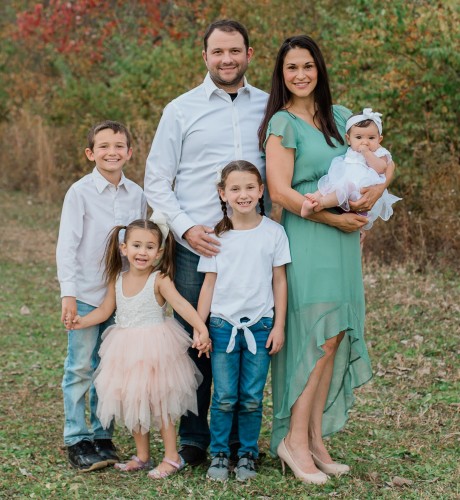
[0,190,458,498]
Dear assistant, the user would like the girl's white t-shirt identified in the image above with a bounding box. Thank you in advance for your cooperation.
[197,216,291,327]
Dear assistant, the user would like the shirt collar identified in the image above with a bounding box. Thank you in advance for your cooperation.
[203,72,251,100]
[92,166,127,193]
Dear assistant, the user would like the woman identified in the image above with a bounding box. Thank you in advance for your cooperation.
[259,35,394,484]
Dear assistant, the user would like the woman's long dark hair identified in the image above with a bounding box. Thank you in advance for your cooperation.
[258,35,344,150]
[214,160,265,237]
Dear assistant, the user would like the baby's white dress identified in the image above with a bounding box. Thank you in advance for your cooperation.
[94,271,202,434]
[318,146,401,229]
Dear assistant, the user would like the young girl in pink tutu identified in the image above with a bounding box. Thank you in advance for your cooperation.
[66,215,210,479]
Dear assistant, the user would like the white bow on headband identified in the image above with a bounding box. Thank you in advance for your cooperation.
[149,210,170,247]
[346,108,383,135]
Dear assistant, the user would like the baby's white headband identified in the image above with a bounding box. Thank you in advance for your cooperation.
[149,210,169,247]
[346,108,383,135]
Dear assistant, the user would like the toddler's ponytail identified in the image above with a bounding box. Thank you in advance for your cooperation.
[156,232,175,280]
[103,225,126,285]
[149,212,175,280]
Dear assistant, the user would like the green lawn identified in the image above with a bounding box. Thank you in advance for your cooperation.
[1,191,458,499]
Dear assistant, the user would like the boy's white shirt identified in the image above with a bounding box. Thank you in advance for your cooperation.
[197,216,291,353]
[56,167,147,307]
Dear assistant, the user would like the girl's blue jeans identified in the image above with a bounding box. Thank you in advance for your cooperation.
[209,316,273,458]
[62,300,114,446]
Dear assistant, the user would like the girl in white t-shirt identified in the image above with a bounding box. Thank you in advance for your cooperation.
[196,160,291,482]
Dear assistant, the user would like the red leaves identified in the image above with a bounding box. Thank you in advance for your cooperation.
[13,0,168,60]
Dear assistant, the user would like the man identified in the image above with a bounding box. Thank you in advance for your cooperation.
[144,19,268,468]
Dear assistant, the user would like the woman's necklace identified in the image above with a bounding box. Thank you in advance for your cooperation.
[285,104,319,129]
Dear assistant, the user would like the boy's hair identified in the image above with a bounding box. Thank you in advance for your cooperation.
[215,160,265,237]
[87,120,132,151]
[203,19,250,52]
[103,219,175,284]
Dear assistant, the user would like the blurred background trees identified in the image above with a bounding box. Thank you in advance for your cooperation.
[0,0,458,267]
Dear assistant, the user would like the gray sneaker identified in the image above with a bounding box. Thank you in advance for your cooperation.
[235,453,257,482]
[206,452,229,482]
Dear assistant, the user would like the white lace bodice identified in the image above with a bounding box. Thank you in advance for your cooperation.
[114,271,166,328]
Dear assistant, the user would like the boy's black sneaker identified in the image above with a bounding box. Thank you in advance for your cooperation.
[93,439,119,464]
[67,439,108,472]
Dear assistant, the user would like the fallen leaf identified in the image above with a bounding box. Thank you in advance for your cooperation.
[20,305,30,315]
[368,471,379,482]
[392,476,413,487]
[19,467,38,481]
[19,468,31,477]
[416,366,431,376]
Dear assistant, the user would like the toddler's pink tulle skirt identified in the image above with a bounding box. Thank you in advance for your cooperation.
[94,317,202,434]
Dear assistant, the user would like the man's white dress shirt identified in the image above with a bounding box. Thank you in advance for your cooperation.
[56,167,147,307]
[144,73,268,254]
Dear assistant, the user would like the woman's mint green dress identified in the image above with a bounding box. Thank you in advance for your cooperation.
[266,106,373,456]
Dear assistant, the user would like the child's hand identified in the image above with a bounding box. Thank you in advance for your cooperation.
[358,145,370,154]
[64,315,83,331]
[61,296,77,328]
[266,326,285,355]
[192,328,212,358]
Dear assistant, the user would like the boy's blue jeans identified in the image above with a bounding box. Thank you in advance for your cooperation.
[62,300,114,446]
[209,316,273,458]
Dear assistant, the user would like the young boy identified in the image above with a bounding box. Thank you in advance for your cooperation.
[56,120,147,472]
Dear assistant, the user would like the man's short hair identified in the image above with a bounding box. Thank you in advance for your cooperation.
[203,19,250,52]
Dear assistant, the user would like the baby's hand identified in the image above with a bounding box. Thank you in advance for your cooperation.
[358,145,370,154]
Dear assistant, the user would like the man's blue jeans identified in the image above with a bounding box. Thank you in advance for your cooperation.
[62,300,114,446]
[174,244,211,450]
[209,316,272,458]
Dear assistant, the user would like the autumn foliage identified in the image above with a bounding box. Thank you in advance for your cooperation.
[0,0,458,267]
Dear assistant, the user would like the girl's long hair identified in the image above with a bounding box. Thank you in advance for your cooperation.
[214,160,265,237]
[103,219,175,284]
[258,35,344,150]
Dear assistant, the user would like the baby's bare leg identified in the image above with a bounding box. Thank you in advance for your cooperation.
[317,192,340,210]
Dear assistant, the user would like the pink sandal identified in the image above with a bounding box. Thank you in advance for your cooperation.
[148,455,186,479]
[114,455,153,472]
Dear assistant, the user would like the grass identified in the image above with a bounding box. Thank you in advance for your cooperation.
[0,189,458,499]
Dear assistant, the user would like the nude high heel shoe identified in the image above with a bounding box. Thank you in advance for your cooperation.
[311,452,350,476]
[277,439,328,485]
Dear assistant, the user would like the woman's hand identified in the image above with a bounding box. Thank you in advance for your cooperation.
[349,184,384,212]
[330,212,368,233]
